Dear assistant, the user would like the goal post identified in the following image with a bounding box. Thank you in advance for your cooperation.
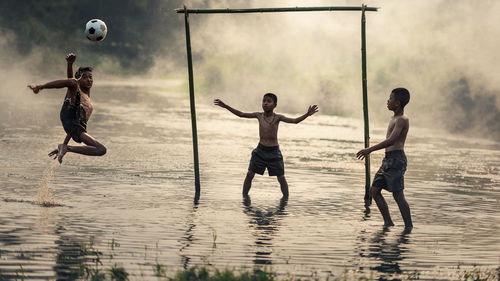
[177,5,378,204]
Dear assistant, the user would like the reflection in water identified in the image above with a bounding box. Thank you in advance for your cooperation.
[367,227,412,278]
[1,83,499,278]
[53,223,105,281]
[363,205,371,221]
[242,196,288,265]
[53,234,88,280]
[179,196,199,269]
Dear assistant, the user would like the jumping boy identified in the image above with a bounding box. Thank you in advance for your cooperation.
[27,57,106,160]
[214,93,318,198]
[356,88,412,229]
[47,53,78,163]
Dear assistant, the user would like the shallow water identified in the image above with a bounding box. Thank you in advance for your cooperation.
[0,81,499,280]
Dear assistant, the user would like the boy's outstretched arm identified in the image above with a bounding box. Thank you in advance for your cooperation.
[214,99,257,118]
[28,79,77,94]
[356,118,406,160]
[66,53,76,78]
[279,105,319,124]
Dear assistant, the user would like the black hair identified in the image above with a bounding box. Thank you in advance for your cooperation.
[75,67,93,79]
[392,88,410,108]
[263,92,277,104]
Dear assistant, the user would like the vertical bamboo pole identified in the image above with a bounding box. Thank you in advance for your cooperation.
[183,6,201,196]
[361,5,371,206]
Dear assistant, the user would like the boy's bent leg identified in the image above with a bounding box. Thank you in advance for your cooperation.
[370,186,394,227]
[243,171,255,196]
[393,190,413,228]
[67,132,107,156]
[277,175,289,198]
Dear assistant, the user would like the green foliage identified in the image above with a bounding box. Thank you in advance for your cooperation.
[169,267,276,281]
[0,0,187,72]
[16,264,25,281]
[460,266,500,281]
[13,237,500,281]
[109,265,129,281]
[154,263,167,278]
[442,77,500,138]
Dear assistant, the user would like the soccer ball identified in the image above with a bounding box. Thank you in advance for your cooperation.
[85,19,107,41]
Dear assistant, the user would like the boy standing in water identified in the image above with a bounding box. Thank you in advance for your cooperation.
[27,56,107,160]
[214,93,318,198]
[356,88,413,229]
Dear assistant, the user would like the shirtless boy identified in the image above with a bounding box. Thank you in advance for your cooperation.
[27,57,106,160]
[356,88,412,229]
[214,93,318,198]
[46,53,81,163]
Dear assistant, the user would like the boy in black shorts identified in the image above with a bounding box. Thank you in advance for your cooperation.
[214,93,318,198]
[357,88,413,229]
[28,55,106,160]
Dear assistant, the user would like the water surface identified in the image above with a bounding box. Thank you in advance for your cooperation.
[0,80,498,280]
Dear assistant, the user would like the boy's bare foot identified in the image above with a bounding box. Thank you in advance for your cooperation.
[48,148,58,159]
[383,221,395,227]
[57,144,68,164]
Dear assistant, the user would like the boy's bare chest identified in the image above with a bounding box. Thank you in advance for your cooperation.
[386,119,396,137]
[258,114,279,132]
[80,94,94,115]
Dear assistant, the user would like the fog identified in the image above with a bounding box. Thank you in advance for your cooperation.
[181,0,500,140]
[1,0,499,140]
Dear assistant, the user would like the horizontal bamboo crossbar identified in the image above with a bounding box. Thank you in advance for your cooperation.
[176,6,378,14]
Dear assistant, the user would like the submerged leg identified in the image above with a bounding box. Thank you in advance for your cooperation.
[67,132,106,156]
[370,186,394,227]
[243,171,255,196]
[277,175,289,198]
[393,190,413,229]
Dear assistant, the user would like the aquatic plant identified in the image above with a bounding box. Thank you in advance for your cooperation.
[212,229,217,248]
[13,237,498,281]
[459,266,500,281]
[154,263,167,278]
[108,265,129,281]
[15,264,25,281]
[169,266,276,281]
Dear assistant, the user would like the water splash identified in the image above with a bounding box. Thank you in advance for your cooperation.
[36,161,62,207]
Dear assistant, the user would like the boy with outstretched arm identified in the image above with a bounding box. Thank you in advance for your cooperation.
[27,59,107,160]
[214,93,318,198]
[356,88,413,230]
[47,53,77,163]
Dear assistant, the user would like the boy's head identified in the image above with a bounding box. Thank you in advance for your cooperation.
[75,67,93,79]
[262,93,277,112]
[76,67,93,89]
[388,88,410,110]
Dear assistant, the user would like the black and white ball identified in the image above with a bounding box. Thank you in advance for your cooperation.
[85,19,107,41]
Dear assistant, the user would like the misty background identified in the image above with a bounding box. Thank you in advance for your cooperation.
[1,0,499,141]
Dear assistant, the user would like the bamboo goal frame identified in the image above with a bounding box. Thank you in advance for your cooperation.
[176,5,378,205]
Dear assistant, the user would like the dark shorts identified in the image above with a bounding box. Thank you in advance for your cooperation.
[248,143,285,176]
[60,99,87,143]
[372,150,407,192]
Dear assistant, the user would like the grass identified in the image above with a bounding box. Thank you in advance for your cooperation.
[460,267,500,281]
[7,238,500,281]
